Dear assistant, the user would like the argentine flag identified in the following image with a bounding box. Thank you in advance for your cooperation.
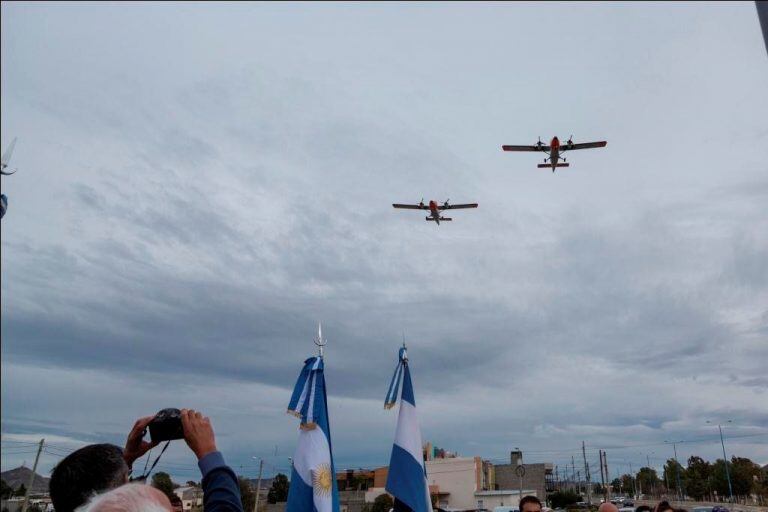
[286,354,340,512]
[385,347,432,512]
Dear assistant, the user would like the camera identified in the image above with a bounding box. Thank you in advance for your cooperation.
[148,408,184,442]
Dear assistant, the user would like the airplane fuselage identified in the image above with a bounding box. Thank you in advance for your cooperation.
[428,200,441,225]
[548,136,560,171]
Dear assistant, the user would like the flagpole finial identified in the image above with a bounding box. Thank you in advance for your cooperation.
[314,322,327,358]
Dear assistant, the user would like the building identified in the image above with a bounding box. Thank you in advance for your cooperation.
[423,442,459,461]
[336,467,390,512]
[173,486,203,511]
[494,451,554,503]
[425,456,498,510]
[475,490,537,510]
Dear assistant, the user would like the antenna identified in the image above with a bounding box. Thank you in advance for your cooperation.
[314,322,327,358]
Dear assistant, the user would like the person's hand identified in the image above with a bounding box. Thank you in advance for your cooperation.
[123,416,160,468]
[181,409,217,460]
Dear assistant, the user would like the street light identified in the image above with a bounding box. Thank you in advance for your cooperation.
[707,420,734,503]
[664,441,684,503]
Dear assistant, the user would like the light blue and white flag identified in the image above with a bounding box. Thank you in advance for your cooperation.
[286,354,340,512]
[385,347,432,512]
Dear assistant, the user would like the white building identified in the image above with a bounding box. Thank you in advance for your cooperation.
[474,490,537,510]
[173,486,203,511]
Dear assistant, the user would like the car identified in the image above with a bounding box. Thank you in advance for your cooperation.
[711,507,729,512]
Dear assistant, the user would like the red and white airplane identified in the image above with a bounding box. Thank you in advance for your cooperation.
[502,136,606,172]
[392,199,478,225]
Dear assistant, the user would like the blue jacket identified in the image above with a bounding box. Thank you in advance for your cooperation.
[198,452,244,512]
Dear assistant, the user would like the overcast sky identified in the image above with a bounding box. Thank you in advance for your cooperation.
[2,2,767,483]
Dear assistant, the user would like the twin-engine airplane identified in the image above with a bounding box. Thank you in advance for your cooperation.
[502,136,606,172]
[392,199,478,225]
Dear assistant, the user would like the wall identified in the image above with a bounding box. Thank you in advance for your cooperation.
[495,463,549,500]
[426,457,480,510]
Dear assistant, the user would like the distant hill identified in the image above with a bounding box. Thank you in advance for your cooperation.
[0,466,49,493]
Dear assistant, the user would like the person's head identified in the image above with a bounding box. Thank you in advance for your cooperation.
[655,502,673,512]
[76,483,172,512]
[519,496,542,512]
[598,503,619,512]
[50,444,130,512]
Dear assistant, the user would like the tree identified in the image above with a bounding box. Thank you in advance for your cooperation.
[684,456,711,500]
[636,467,660,496]
[620,474,635,496]
[267,473,290,504]
[548,490,582,509]
[730,457,760,497]
[710,457,759,499]
[186,480,200,487]
[0,480,13,500]
[152,472,177,501]
[371,494,393,512]
[239,477,256,512]
[14,484,27,498]
[663,458,685,493]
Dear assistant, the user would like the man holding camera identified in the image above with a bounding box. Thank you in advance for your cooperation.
[50,409,242,512]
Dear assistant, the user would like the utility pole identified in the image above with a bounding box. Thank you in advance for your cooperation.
[253,458,264,512]
[572,455,577,491]
[599,450,607,503]
[21,439,44,512]
[603,451,611,501]
[665,441,684,502]
[629,462,635,498]
[582,442,592,504]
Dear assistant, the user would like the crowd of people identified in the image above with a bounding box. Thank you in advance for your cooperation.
[48,409,243,512]
[46,416,721,512]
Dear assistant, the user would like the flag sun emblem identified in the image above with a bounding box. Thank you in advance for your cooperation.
[312,463,333,497]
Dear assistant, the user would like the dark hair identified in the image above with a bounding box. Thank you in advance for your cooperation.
[50,444,129,512]
[519,496,542,510]
[655,502,673,512]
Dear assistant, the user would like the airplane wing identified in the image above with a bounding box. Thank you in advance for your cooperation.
[440,203,478,210]
[1,137,17,173]
[393,203,427,210]
[560,141,607,152]
[502,144,548,152]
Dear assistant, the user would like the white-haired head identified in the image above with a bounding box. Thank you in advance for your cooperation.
[76,483,172,512]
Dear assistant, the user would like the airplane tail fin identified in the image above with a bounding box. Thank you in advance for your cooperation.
[537,163,569,168]
[1,137,17,169]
